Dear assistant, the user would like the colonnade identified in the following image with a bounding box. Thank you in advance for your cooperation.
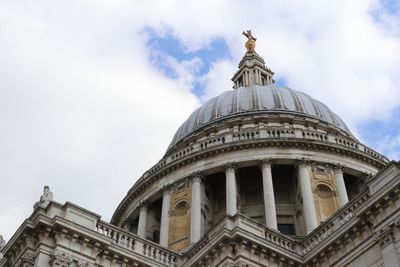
[135,160,350,246]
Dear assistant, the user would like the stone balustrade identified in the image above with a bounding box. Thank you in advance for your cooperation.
[264,227,297,252]
[96,221,180,267]
[302,190,370,253]
[145,125,387,176]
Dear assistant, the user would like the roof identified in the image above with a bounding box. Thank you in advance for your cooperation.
[167,85,351,151]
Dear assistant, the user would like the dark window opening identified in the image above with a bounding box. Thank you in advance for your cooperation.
[278,224,295,236]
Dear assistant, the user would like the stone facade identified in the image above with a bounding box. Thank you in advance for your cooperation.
[1,35,399,267]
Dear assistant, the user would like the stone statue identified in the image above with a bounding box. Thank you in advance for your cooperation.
[0,235,5,250]
[0,235,5,260]
[33,185,53,209]
[242,30,257,52]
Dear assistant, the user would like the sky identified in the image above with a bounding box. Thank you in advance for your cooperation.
[1,0,400,241]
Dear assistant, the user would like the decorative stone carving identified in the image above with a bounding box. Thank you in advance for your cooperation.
[393,215,400,228]
[49,250,73,266]
[161,183,173,194]
[311,163,330,173]
[332,163,344,173]
[296,158,310,168]
[33,185,53,209]
[171,177,192,193]
[191,171,203,183]
[19,253,35,267]
[223,162,237,171]
[375,225,394,248]
[138,200,148,210]
[258,158,272,168]
[76,260,90,267]
[170,199,190,216]
[314,184,335,198]
[339,210,353,225]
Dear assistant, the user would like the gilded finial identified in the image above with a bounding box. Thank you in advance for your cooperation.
[242,30,257,52]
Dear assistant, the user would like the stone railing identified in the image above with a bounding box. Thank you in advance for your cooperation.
[155,126,387,175]
[264,227,298,253]
[302,191,370,253]
[183,213,301,266]
[96,221,180,267]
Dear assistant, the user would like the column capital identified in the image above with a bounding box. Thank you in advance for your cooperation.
[375,225,395,248]
[138,200,149,210]
[296,158,311,168]
[190,171,203,183]
[259,158,272,168]
[332,163,344,174]
[223,162,237,172]
[161,183,173,194]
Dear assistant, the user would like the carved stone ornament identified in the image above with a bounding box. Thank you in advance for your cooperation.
[311,163,330,173]
[224,162,237,171]
[393,215,400,228]
[259,158,272,168]
[375,225,394,247]
[171,178,191,193]
[76,260,90,267]
[49,250,74,266]
[332,163,344,174]
[138,200,149,210]
[161,183,173,194]
[296,158,310,167]
[191,171,203,183]
[18,253,35,267]
[314,184,335,198]
[170,198,191,216]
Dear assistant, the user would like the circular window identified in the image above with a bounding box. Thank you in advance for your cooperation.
[316,184,334,198]
[175,200,189,210]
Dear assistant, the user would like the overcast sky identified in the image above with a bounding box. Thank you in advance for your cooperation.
[1,0,400,241]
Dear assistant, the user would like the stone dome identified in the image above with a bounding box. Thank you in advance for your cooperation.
[110,34,389,255]
[168,85,351,151]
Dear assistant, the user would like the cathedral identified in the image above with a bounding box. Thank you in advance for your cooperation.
[1,31,400,267]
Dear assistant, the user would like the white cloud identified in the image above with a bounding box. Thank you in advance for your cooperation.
[0,0,400,241]
[375,135,400,160]
[200,59,237,101]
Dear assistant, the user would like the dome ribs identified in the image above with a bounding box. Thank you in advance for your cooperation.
[166,86,354,151]
[289,88,304,113]
[270,85,283,109]
[254,86,263,110]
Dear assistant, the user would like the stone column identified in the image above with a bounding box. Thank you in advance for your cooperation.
[137,201,148,238]
[159,184,171,247]
[333,165,349,207]
[225,162,238,216]
[297,160,318,234]
[190,173,202,244]
[260,159,277,230]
